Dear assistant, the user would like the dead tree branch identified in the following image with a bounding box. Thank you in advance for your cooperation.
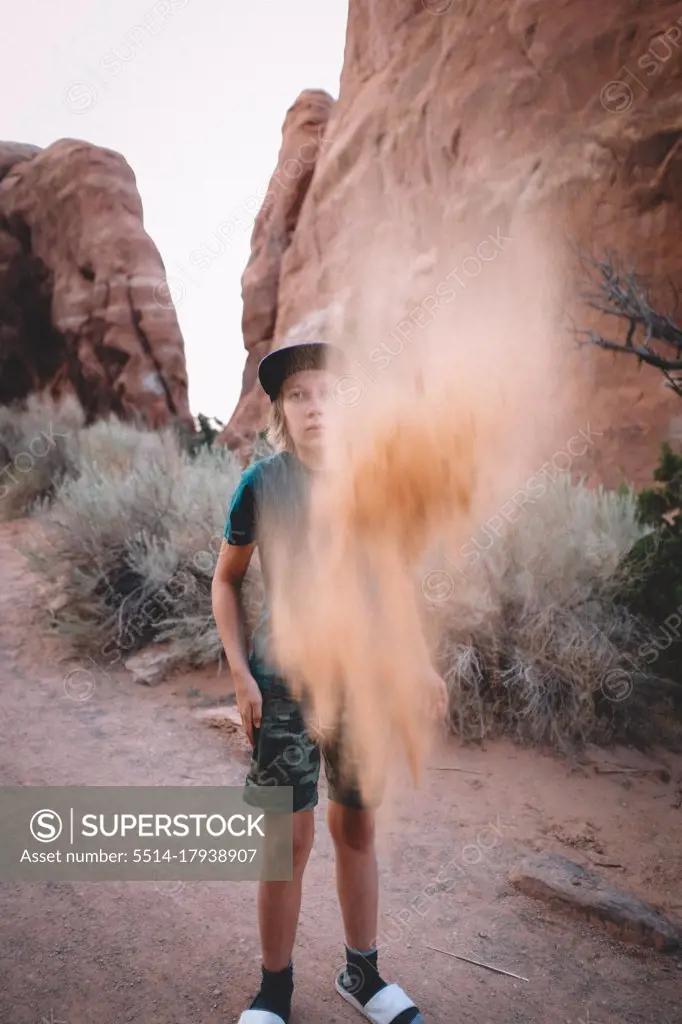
[575,251,682,398]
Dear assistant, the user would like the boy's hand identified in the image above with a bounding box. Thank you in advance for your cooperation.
[422,666,448,722]
[234,672,263,746]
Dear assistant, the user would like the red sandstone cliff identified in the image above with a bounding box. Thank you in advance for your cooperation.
[217,89,334,457]
[225,0,682,484]
[0,139,192,429]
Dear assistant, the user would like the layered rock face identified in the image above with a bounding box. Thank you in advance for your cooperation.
[227,0,682,485]
[218,89,334,459]
[0,139,192,429]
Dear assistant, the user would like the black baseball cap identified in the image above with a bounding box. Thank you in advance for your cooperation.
[257,341,349,401]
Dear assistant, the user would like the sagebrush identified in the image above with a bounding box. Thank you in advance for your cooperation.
[25,415,263,669]
[0,393,83,520]
[15,398,672,750]
[423,475,654,749]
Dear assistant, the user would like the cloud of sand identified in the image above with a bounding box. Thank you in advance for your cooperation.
[267,207,575,806]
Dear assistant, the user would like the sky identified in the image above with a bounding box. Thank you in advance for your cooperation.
[3,0,349,422]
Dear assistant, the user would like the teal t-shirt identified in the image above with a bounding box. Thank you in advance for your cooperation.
[223,450,315,695]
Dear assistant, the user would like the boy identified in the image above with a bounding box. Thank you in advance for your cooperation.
[211,341,446,1024]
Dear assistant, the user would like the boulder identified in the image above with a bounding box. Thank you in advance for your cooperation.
[123,645,183,686]
[0,138,193,430]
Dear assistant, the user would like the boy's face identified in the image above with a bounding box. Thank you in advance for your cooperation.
[281,368,333,452]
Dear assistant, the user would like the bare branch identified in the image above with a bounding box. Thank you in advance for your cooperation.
[576,251,682,383]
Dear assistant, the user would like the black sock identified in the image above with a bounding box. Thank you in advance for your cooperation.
[341,945,386,1005]
[340,948,422,1023]
[249,961,293,1022]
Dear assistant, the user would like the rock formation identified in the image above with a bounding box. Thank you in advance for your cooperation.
[217,89,334,459]
[0,139,193,429]
[225,0,682,485]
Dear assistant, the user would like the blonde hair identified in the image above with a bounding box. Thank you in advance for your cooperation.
[265,351,342,455]
[267,392,296,454]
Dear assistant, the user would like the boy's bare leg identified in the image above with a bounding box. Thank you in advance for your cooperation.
[259,809,315,970]
[327,803,378,949]
[328,803,424,1020]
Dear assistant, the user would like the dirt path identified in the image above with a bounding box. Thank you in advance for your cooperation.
[1,519,681,1024]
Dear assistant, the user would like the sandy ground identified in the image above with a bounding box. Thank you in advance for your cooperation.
[1,518,681,1024]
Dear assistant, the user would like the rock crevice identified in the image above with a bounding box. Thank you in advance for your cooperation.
[125,280,178,420]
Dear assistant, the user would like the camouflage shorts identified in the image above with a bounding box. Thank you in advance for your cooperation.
[243,691,370,813]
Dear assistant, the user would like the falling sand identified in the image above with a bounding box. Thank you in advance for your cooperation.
[267,211,580,810]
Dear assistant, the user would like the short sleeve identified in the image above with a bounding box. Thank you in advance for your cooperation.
[224,468,257,545]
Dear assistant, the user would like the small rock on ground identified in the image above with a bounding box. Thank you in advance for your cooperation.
[124,646,182,686]
[509,851,680,951]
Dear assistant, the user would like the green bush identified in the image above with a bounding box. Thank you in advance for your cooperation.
[175,412,225,458]
[617,442,682,680]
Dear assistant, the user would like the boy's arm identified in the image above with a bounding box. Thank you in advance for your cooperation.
[212,540,263,744]
[212,467,263,743]
[211,539,255,685]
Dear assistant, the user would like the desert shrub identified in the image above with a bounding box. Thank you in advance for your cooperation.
[26,416,262,669]
[578,251,682,666]
[20,401,671,750]
[175,412,224,458]
[0,392,83,519]
[576,253,682,733]
[616,442,682,682]
[423,475,654,750]
[250,426,276,464]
